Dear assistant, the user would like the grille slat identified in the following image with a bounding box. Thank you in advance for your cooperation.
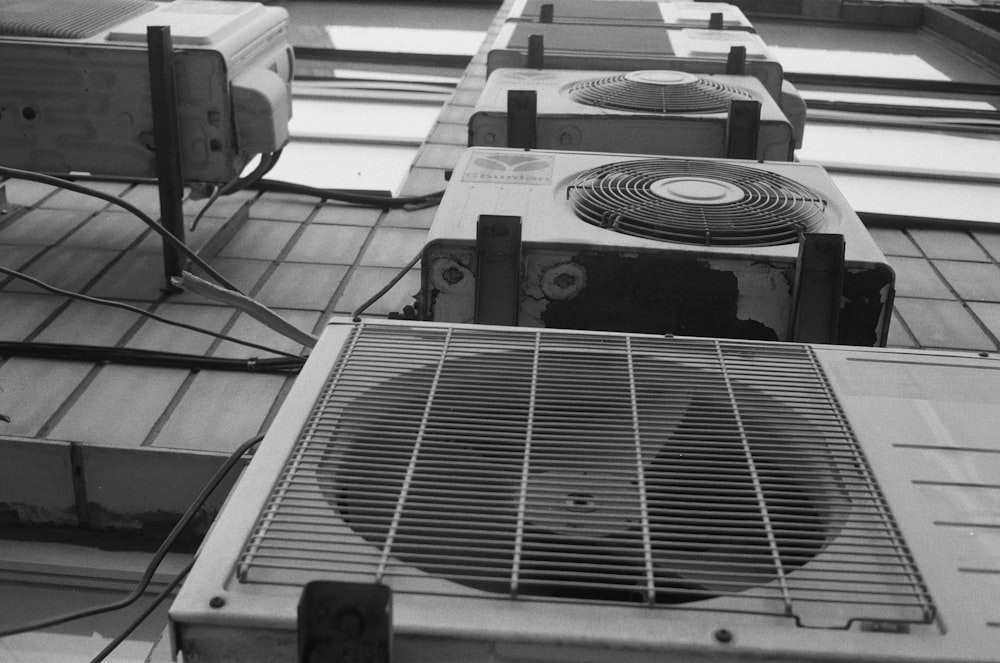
[237,322,935,629]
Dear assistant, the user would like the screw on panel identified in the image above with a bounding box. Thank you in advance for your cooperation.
[714,628,733,643]
[209,596,226,608]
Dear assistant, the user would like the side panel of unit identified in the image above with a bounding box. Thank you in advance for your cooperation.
[0,42,239,181]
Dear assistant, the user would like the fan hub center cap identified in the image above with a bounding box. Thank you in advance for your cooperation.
[650,177,745,205]
[624,70,699,86]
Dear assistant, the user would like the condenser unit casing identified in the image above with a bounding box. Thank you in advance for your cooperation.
[487,23,784,102]
[0,0,293,183]
[420,147,893,346]
[169,317,1000,663]
[507,0,756,31]
[470,68,795,161]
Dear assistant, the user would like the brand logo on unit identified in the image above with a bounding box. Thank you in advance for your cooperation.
[464,153,554,184]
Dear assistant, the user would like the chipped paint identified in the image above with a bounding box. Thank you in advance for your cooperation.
[731,261,794,341]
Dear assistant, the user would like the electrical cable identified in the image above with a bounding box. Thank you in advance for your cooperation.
[87,559,194,663]
[352,249,422,320]
[0,433,263,639]
[0,165,244,294]
[190,149,284,232]
[0,342,303,374]
[252,178,444,210]
[0,264,305,360]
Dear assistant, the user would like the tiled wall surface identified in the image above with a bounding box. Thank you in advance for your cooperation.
[2,0,999,531]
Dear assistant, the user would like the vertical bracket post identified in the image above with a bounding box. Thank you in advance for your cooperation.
[726,100,761,159]
[507,90,538,149]
[475,215,522,326]
[298,581,393,663]
[540,3,554,23]
[726,45,747,75]
[790,233,846,344]
[147,25,187,291]
[709,12,724,29]
[527,34,545,69]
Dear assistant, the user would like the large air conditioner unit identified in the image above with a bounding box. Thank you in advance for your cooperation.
[169,317,1000,663]
[487,23,784,102]
[0,0,293,183]
[470,68,795,161]
[420,148,893,346]
[507,0,757,31]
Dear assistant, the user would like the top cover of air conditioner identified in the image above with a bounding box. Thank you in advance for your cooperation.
[169,317,1000,663]
[0,0,293,183]
[469,68,796,161]
[487,23,783,102]
[420,147,893,346]
[507,0,756,31]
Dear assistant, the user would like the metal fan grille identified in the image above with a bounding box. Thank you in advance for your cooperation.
[237,322,935,629]
[567,73,753,113]
[568,159,827,246]
[0,0,154,39]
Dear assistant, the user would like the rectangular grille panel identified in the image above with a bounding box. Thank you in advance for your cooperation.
[237,322,935,629]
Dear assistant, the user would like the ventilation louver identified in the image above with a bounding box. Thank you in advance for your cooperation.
[0,0,154,39]
[567,70,753,114]
[235,322,933,629]
[568,158,827,246]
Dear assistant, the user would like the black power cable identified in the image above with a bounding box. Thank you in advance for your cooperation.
[252,178,444,210]
[0,166,244,294]
[0,342,303,374]
[0,264,305,361]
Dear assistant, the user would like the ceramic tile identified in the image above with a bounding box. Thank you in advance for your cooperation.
[85,251,171,301]
[285,224,370,264]
[908,229,989,261]
[358,227,428,267]
[219,219,299,260]
[885,310,917,348]
[211,308,321,359]
[49,365,189,447]
[1,178,57,206]
[126,303,236,355]
[61,210,148,249]
[333,266,421,317]
[43,181,131,212]
[4,247,121,295]
[887,256,953,300]
[0,292,65,341]
[868,228,921,257]
[151,372,288,452]
[935,261,1000,302]
[33,299,145,346]
[967,303,1000,347]
[311,205,383,227]
[0,208,91,245]
[894,298,995,351]
[971,232,1000,263]
[254,263,349,309]
[0,359,93,437]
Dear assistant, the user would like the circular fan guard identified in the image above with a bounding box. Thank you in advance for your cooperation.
[568,159,828,246]
[566,70,754,113]
[327,352,838,606]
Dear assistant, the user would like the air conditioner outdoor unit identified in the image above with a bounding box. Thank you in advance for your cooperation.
[169,317,1000,663]
[0,0,293,183]
[507,0,756,31]
[469,68,796,161]
[487,23,784,102]
[420,147,893,346]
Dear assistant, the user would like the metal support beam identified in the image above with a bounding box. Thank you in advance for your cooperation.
[147,26,187,290]
[475,215,522,326]
[790,233,846,344]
